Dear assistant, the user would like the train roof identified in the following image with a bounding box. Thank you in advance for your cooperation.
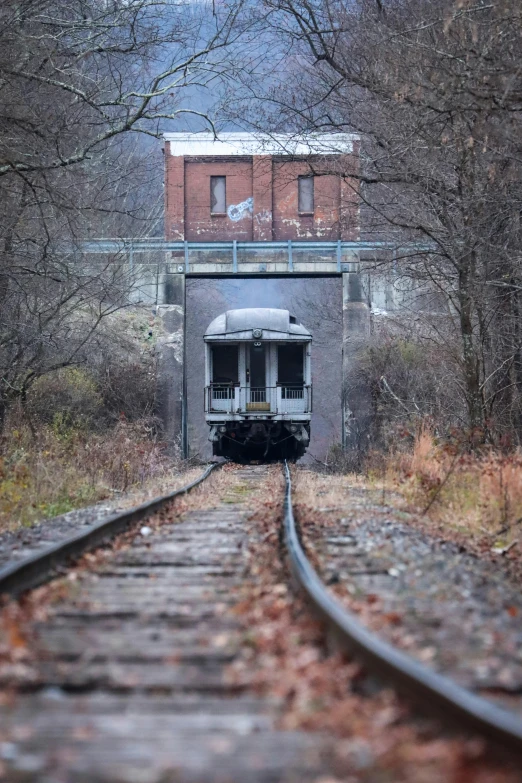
[204,308,311,341]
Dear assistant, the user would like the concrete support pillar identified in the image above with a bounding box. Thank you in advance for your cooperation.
[342,269,371,451]
[156,273,187,457]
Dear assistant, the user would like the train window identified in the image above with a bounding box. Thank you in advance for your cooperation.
[278,344,304,386]
[210,176,226,214]
[212,345,238,384]
[298,176,314,214]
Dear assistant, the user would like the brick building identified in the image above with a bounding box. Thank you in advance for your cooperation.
[157,132,368,459]
[163,132,360,243]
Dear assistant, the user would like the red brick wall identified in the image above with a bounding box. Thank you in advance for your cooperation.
[184,159,253,241]
[165,143,185,240]
[252,156,273,240]
[164,149,360,241]
[272,160,340,240]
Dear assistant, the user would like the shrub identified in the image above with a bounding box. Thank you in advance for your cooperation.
[97,360,156,424]
[0,309,170,532]
[22,308,159,433]
[349,324,465,450]
[27,368,103,431]
[0,417,171,531]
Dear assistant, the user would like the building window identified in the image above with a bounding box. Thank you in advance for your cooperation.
[298,175,314,214]
[210,176,226,214]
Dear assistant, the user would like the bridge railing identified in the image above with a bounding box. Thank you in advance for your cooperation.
[78,239,434,275]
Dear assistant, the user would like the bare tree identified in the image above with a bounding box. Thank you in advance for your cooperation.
[234,0,522,442]
[0,0,248,429]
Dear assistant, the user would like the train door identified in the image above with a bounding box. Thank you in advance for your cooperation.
[246,342,269,410]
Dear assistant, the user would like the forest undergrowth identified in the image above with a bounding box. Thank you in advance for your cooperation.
[0,416,174,532]
[363,426,522,564]
[0,309,186,533]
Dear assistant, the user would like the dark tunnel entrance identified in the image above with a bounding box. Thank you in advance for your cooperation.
[185,277,342,462]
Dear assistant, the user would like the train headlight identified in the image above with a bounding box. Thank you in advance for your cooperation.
[289,424,299,433]
[252,328,262,338]
[218,425,227,434]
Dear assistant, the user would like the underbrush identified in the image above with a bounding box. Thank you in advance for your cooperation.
[0,417,172,532]
[368,426,522,545]
[0,309,173,533]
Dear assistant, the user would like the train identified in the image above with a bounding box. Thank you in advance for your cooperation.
[204,308,312,461]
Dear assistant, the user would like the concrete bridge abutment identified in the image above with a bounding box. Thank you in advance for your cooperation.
[156,269,373,460]
[342,270,371,452]
[156,274,186,458]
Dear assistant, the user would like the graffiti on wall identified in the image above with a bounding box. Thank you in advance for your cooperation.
[227,197,253,222]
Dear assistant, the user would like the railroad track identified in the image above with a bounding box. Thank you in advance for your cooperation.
[0,463,330,782]
[0,460,521,781]
[0,463,219,598]
[282,461,522,754]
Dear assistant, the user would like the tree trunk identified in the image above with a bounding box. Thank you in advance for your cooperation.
[511,285,522,442]
[458,259,484,435]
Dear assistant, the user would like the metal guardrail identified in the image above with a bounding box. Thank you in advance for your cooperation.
[0,463,219,598]
[282,461,522,752]
[78,239,436,274]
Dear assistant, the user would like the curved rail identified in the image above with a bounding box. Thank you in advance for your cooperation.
[282,461,522,753]
[0,463,220,598]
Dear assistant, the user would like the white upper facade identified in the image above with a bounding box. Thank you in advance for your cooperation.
[164,132,358,157]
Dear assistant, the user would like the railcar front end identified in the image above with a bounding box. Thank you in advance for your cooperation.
[204,308,312,461]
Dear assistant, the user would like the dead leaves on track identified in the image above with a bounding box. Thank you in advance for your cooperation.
[228,467,520,783]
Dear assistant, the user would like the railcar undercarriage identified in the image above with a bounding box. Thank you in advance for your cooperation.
[210,420,310,462]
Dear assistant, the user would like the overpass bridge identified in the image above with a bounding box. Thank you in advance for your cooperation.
[79,238,435,458]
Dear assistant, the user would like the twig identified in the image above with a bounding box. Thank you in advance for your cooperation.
[422,450,461,515]
[380,375,420,413]
[495,516,522,537]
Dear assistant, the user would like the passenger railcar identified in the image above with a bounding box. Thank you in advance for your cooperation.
[204,308,312,461]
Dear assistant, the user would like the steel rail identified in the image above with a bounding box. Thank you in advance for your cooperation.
[282,461,522,753]
[0,463,220,598]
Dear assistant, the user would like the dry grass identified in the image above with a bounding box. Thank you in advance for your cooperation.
[295,426,522,558]
[384,427,522,544]
[0,418,193,533]
[293,467,367,516]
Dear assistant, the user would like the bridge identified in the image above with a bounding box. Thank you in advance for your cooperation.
[80,238,434,458]
[80,238,432,277]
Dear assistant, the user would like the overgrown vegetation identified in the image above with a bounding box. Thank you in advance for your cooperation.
[0,308,174,532]
[0,418,169,530]
[383,426,522,547]
[323,411,522,546]
[351,323,464,447]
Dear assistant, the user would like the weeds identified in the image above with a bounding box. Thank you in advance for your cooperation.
[375,425,522,542]
[315,423,522,549]
[0,309,170,533]
[0,417,172,532]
